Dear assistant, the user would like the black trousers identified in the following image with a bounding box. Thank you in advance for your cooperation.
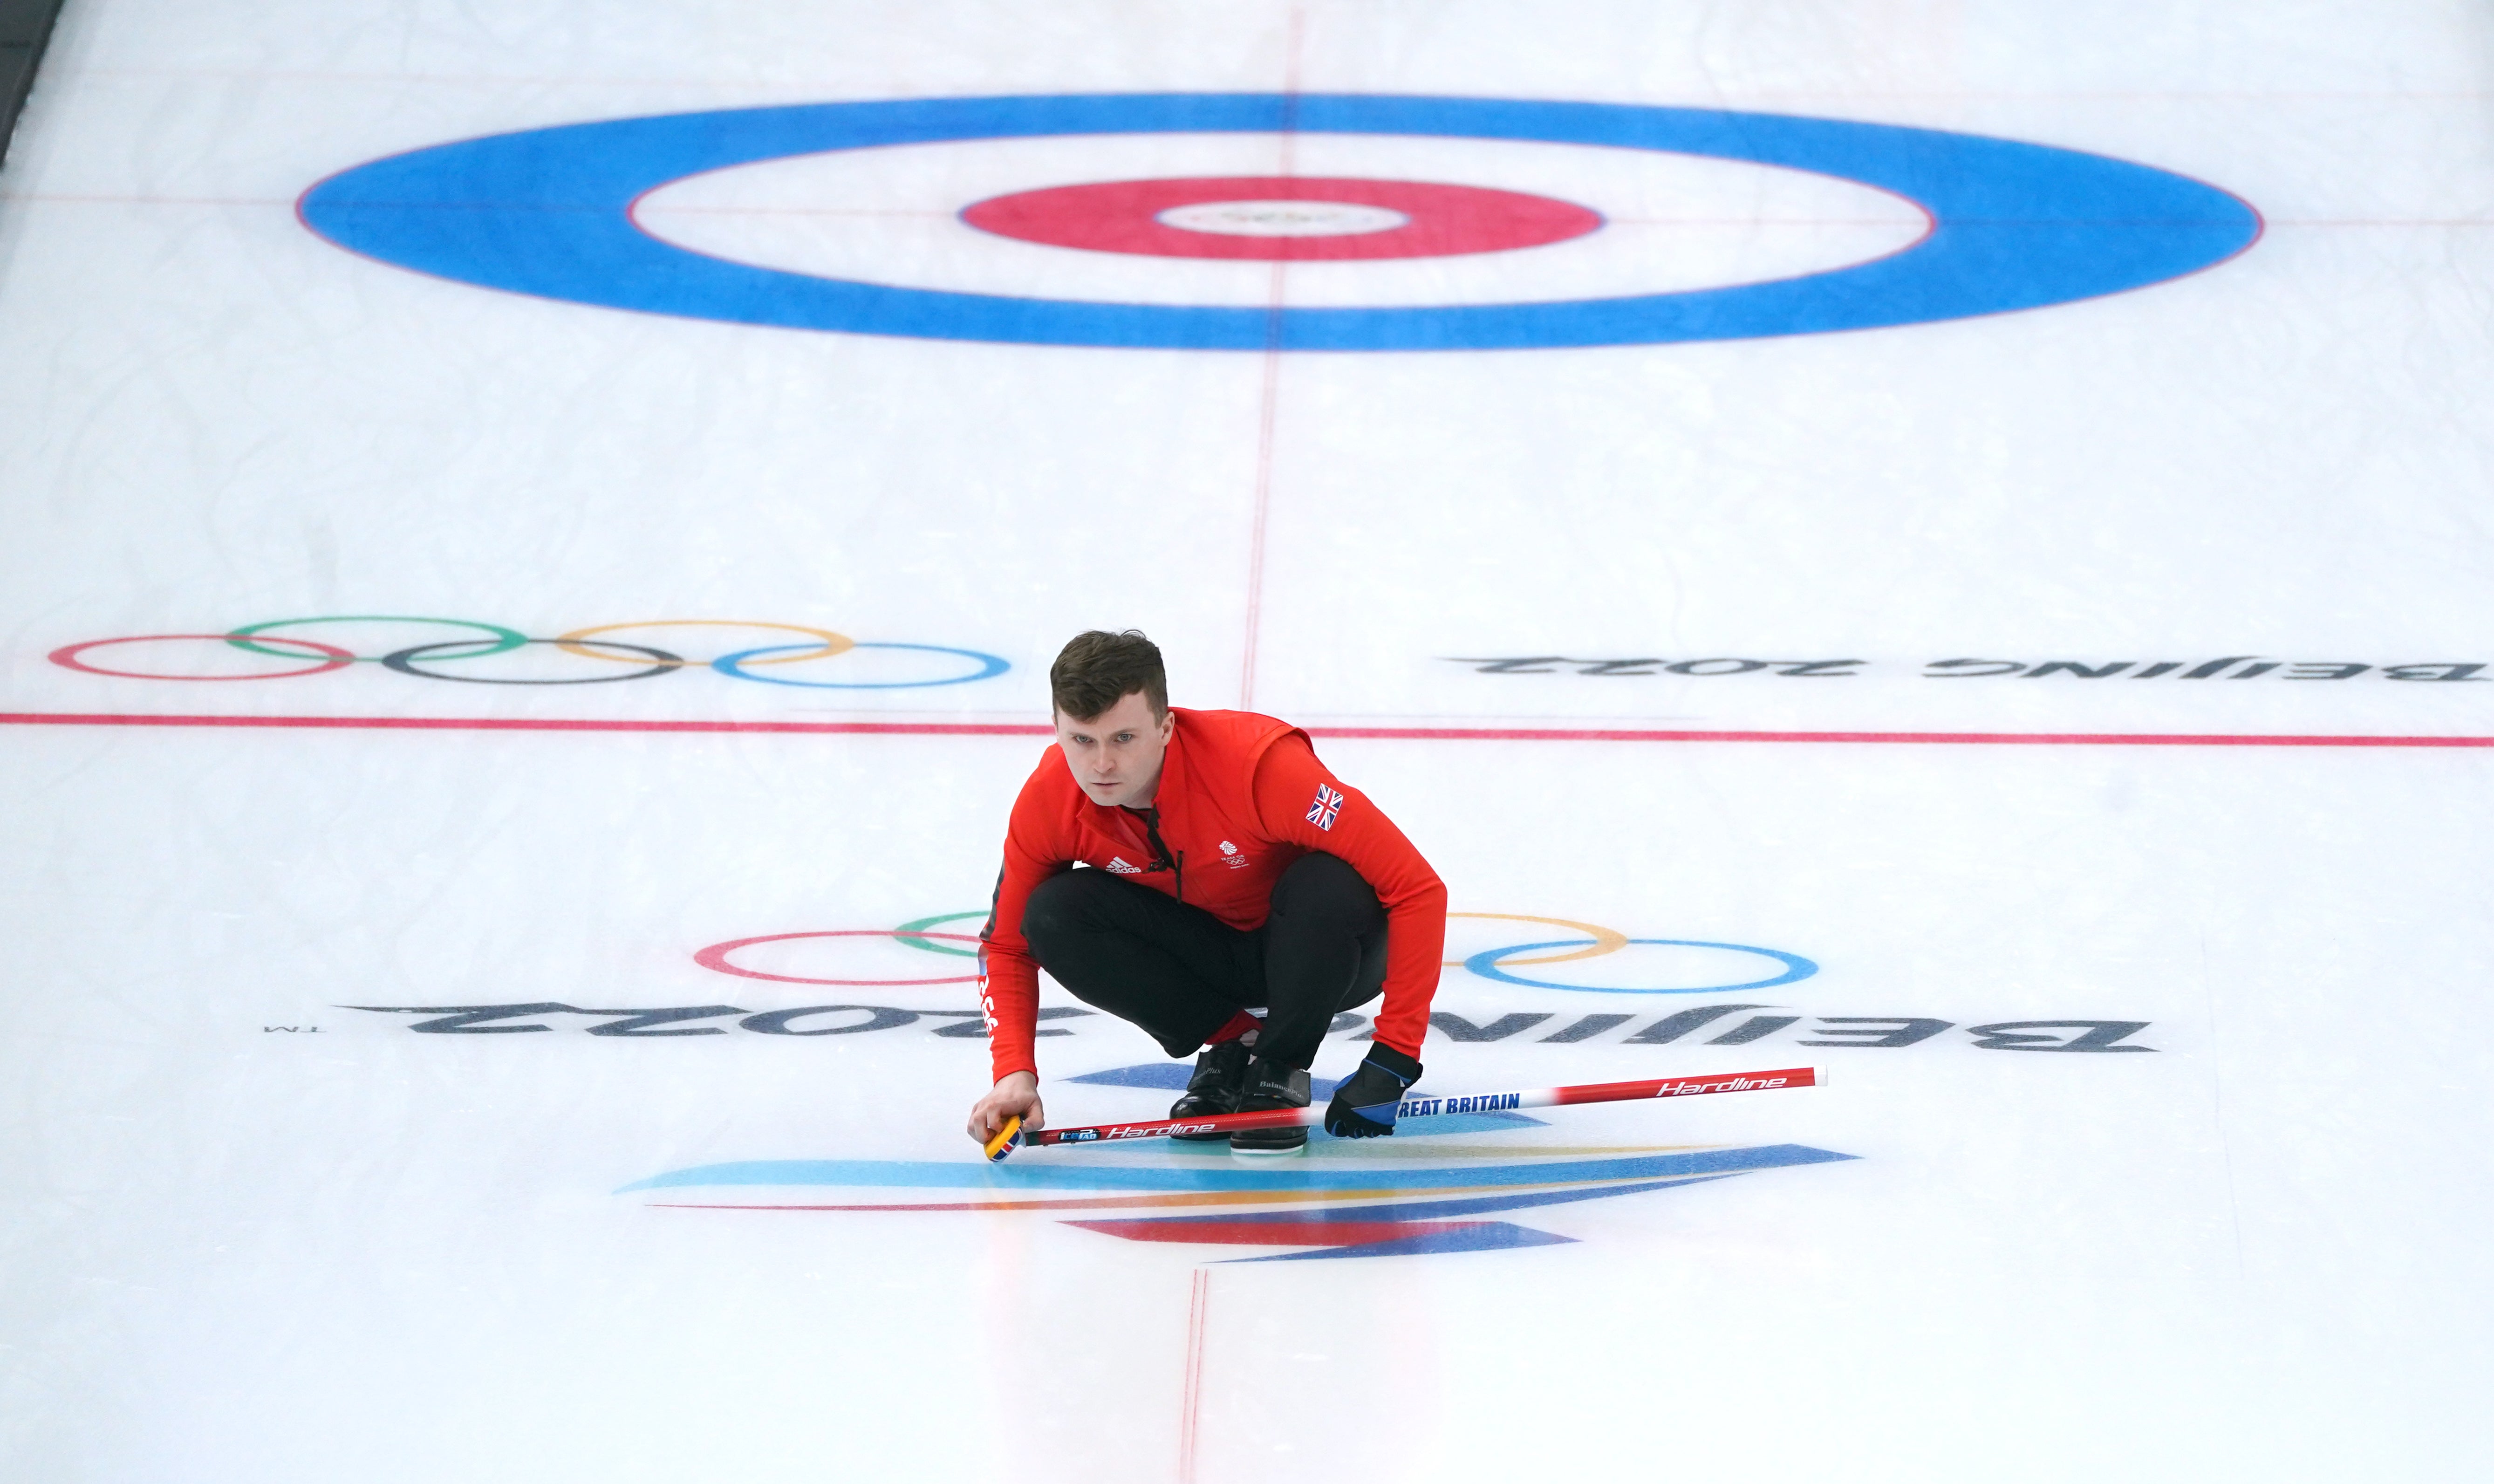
[1018,852,1388,1072]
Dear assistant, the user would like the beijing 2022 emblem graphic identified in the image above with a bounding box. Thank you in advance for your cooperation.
[299,93,2260,352]
[334,911,2152,1259]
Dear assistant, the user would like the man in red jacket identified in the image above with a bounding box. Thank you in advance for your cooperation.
[965,629,1447,1155]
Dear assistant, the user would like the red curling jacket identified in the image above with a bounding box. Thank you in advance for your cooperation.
[978,708,1446,1082]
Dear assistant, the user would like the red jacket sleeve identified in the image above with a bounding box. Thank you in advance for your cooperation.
[1250,738,1447,1060]
[979,759,1064,1083]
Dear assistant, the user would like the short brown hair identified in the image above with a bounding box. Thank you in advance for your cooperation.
[1050,630,1167,720]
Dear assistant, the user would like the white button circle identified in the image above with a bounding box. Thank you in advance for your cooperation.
[1153,199,1412,237]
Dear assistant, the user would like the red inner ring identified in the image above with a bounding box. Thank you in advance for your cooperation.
[960,176,1604,261]
[48,633,356,681]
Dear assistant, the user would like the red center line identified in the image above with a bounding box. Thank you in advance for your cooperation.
[637,206,962,219]
[1237,7,1307,711]
[1179,1268,1211,1484]
[1238,315,1284,710]
[2,712,2490,748]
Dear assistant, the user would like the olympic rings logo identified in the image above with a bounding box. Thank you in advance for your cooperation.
[694,910,1815,995]
[48,616,1011,689]
[698,914,986,986]
[1444,912,1816,993]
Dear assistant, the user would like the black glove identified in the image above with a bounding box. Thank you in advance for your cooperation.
[1322,1046,1423,1137]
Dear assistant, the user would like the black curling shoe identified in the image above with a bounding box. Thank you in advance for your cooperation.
[1229,1058,1312,1156]
[1169,1038,1253,1140]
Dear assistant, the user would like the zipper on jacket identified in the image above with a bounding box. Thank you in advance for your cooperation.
[1136,808,1183,902]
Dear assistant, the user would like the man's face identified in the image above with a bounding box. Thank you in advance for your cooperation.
[1055,690,1174,809]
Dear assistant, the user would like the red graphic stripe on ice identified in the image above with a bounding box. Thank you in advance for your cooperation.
[1070,1217,1494,1246]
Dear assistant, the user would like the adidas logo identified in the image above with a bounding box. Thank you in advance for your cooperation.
[1106,856,1142,875]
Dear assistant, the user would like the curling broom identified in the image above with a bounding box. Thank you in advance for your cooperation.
[982,1064,1821,1163]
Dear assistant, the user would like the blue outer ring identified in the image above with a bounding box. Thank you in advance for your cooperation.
[1465,937,1818,993]
[713,641,1011,689]
[298,94,2261,352]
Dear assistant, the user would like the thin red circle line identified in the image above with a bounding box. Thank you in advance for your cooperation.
[695,929,982,985]
[3,712,2491,748]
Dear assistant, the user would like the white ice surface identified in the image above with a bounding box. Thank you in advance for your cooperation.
[2,1,2492,1481]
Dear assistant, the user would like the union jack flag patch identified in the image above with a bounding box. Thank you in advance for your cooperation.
[1306,783,1346,832]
